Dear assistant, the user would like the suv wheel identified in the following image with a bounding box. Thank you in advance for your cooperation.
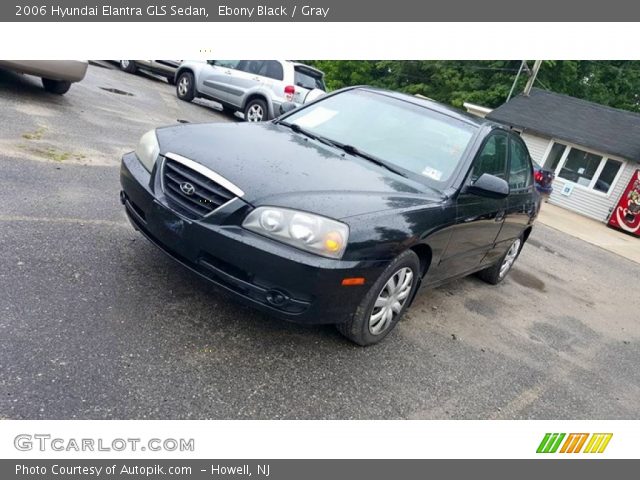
[244,98,268,122]
[119,60,137,73]
[477,237,522,285]
[176,72,195,102]
[42,78,71,95]
[336,250,420,346]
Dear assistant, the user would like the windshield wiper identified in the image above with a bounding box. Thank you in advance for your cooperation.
[279,122,409,179]
[329,141,410,179]
[279,122,337,148]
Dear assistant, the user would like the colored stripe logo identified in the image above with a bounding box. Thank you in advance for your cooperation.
[537,433,612,453]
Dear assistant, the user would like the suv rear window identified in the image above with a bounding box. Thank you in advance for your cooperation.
[294,67,326,91]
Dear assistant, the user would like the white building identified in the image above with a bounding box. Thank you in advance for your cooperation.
[484,88,640,223]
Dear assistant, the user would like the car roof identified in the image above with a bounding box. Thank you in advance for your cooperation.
[354,86,505,130]
[286,61,324,75]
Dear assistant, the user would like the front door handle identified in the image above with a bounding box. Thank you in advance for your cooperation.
[224,70,232,75]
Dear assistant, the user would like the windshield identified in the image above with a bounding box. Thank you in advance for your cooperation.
[283,89,477,185]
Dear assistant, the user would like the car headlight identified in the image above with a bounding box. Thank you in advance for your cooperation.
[242,207,349,259]
[135,129,160,172]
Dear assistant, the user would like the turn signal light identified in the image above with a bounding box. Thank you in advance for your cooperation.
[342,277,365,286]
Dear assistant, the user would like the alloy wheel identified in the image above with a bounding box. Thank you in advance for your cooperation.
[246,104,264,122]
[120,60,130,69]
[178,76,189,97]
[369,267,414,335]
[499,238,521,279]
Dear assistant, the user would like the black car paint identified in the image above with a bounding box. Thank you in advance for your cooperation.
[120,87,537,324]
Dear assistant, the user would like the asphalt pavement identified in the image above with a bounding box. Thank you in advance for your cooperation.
[1,64,639,419]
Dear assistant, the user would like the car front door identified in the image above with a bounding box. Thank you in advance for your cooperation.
[198,60,240,103]
[438,132,509,278]
[492,134,536,258]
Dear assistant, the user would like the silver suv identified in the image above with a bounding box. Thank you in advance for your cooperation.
[174,60,326,121]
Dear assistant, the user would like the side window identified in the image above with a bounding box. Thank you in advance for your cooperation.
[237,61,265,75]
[509,138,534,190]
[471,134,508,182]
[211,60,240,69]
[257,61,284,81]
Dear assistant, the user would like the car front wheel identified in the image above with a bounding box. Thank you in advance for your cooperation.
[477,236,522,285]
[42,78,71,95]
[336,250,420,346]
[176,72,195,101]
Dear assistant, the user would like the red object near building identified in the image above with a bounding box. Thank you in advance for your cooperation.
[608,169,640,236]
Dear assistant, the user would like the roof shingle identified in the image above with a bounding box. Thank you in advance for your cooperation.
[487,88,640,161]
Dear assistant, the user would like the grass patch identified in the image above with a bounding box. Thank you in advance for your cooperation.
[19,144,87,162]
[22,127,47,140]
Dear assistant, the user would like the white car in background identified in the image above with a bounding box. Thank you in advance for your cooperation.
[118,60,182,85]
[0,60,88,94]
[174,60,326,121]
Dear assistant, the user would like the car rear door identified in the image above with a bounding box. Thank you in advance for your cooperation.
[493,134,536,252]
[223,60,277,108]
[439,132,509,277]
[198,60,240,103]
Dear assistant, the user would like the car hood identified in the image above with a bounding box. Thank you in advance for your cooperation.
[156,122,443,218]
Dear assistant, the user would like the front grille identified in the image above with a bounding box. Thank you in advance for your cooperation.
[162,157,236,219]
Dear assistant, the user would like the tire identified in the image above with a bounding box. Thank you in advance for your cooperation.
[244,98,268,122]
[176,71,195,102]
[336,250,420,346]
[119,60,137,73]
[41,78,71,95]
[477,236,523,285]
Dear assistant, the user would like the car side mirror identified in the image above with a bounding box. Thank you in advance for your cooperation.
[279,102,297,115]
[466,173,510,199]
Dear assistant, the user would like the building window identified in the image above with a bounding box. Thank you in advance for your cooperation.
[560,148,602,186]
[543,142,624,195]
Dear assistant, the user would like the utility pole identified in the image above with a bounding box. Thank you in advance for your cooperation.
[506,60,527,102]
[523,60,542,96]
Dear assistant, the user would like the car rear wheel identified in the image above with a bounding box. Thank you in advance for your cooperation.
[119,60,137,73]
[41,78,71,95]
[336,250,420,346]
[176,72,195,102]
[244,98,268,122]
[477,237,522,285]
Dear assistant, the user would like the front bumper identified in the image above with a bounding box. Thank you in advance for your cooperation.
[120,152,388,324]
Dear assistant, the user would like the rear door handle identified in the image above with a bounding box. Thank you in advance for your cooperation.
[224,70,232,75]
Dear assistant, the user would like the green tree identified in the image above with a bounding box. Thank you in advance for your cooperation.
[304,60,640,113]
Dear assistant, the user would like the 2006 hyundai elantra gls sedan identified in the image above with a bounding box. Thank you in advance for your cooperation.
[120,86,537,345]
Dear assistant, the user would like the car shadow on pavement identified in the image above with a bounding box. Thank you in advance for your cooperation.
[0,68,71,104]
[125,238,343,343]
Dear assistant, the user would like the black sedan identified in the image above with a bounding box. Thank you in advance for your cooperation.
[120,87,537,345]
